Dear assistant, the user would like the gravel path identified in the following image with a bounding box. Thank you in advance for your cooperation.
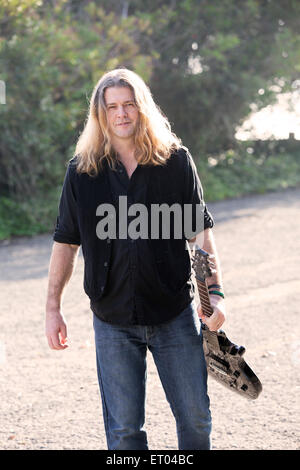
[0,187,299,450]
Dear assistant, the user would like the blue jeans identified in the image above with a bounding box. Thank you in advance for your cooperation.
[93,301,212,450]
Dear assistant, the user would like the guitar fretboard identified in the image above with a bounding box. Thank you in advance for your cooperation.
[195,278,213,318]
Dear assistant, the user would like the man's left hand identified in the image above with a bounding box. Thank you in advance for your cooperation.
[197,295,226,331]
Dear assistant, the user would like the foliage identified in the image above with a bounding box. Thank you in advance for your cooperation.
[1,147,300,240]
[0,0,153,199]
[198,145,300,201]
[0,188,59,239]
[130,0,300,155]
[0,0,300,239]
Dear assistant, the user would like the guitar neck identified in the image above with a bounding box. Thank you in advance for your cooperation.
[195,278,214,318]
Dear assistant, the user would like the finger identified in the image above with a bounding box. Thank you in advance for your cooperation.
[60,322,67,339]
[60,335,69,348]
[47,335,64,350]
[199,313,207,324]
[197,309,206,323]
[197,304,206,318]
[60,336,69,347]
[59,324,68,346]
[197,304,203,316]
[47,335,55,350]
[208,324,219,332]
[205,317,219,331]
[51,332,66,350]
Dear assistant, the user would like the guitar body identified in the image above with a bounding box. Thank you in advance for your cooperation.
[192,247,262,400]
[202,326,262,399]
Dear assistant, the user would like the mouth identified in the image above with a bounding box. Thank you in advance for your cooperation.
[116,122,131,126]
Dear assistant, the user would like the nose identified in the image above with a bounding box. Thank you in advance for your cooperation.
[117,105,128,118]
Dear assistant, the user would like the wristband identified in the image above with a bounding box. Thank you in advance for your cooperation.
[207,284,222,290]
[209,290,225,299]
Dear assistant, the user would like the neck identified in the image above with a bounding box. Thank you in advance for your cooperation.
[111,138,137,165]
[111,138,138,179]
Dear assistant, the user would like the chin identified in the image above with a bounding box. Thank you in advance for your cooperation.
[116,129,135,139]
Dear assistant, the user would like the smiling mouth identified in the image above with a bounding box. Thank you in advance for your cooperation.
[117,122,131,126]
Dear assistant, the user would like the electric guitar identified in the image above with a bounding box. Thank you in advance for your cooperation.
[191,247,262,400]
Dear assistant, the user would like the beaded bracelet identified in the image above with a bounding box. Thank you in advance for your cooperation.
[209,290,225,299]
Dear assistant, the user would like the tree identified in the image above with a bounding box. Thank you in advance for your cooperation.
[0,0,153,198]
[1,0,300,200]
[126,0,300,156]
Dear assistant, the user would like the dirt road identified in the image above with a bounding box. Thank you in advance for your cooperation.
[0,187,299,450]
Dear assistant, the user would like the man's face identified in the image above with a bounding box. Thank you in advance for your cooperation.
[104,86,139,141]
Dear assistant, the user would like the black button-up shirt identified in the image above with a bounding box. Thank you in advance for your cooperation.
[53,148,214,326]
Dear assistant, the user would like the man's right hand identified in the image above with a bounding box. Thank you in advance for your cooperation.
[45,311,69,351]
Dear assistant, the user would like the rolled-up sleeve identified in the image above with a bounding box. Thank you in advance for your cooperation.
[53,162,81,245]
[183,148,214,234]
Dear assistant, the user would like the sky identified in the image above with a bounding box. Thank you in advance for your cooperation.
[235,91,300,140]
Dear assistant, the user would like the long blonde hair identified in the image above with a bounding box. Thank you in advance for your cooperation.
[74,68,181,175]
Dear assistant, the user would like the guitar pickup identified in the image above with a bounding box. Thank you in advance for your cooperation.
[209,361,229,376]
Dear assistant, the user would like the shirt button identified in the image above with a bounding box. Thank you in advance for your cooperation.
[104,262,108,267]
[100,286,104,291]
[106,239,111,244]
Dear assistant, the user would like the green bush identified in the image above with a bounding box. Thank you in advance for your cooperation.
[198,147,300,201]
[0,2,153,200]
[1,1,300,240]
[0,188,60,240]
[1,148,300,241]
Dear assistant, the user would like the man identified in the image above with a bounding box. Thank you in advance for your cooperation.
[45,68,226,450]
